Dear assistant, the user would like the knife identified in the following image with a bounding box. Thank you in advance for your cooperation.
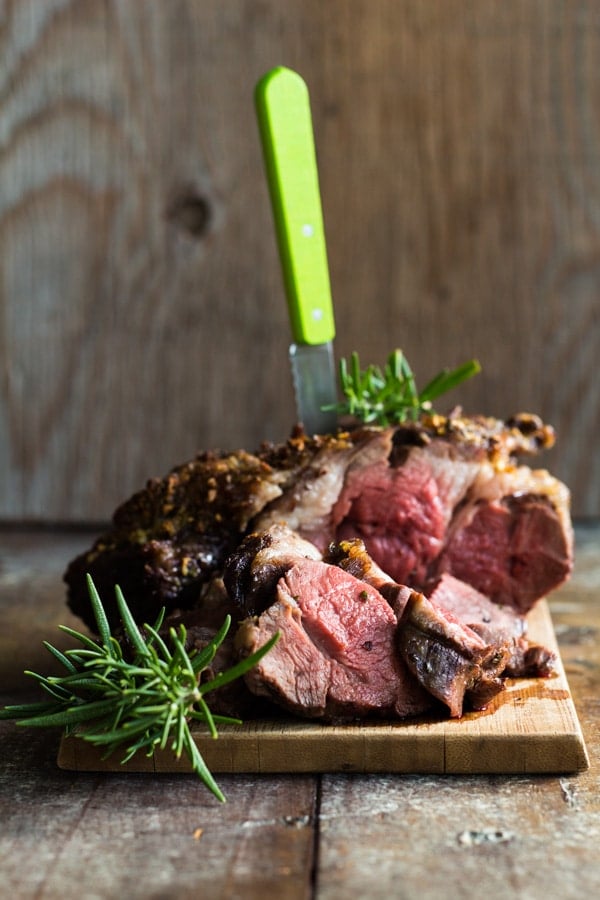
[255,66,338,435]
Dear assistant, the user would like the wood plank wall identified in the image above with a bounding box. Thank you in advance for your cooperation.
[1,0,598,520]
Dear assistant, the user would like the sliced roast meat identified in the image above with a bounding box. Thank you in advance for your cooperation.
[323,537,414,613]
[396,591,510,717]
[236,558,432,721]
[425,573,525,642]
[64,412,572,636]
[223,523,321,616]
[329,428,572,611]
[332,441,479,585]
[59,410,572,728]
[434,474,573,613]
[424,573,555,680]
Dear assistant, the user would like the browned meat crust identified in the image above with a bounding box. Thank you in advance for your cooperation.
[396,591,510,717]
[65,449,285,629]
[223,523,321,617]
[64,411,569,633]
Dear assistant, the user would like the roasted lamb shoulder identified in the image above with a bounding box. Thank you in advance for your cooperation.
[64,412,573,633]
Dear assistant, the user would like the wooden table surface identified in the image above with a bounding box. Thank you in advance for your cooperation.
[1,523,599,899]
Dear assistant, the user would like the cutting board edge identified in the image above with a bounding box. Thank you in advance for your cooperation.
[57,727,590,776]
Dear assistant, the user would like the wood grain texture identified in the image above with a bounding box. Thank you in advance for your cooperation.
[0,524,599,899]
[0,726,318,899]
[0,1,599,520]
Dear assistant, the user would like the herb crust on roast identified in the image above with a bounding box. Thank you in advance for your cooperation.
[64,411,572,722]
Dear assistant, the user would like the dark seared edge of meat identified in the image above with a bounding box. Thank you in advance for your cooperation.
[64,537,227,632]
[223,532,278,615]
[503,639,556,678]
[223,524,322,617]
[396,591,510,717]
[64,448,286,631]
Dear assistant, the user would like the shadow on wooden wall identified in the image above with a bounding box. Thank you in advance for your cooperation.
[0,1,598,520]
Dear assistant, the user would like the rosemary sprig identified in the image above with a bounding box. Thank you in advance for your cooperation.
[325,349,481,426]
[0,575,279,802]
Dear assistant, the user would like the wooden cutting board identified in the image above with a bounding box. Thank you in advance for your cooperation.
[57,601,589,776]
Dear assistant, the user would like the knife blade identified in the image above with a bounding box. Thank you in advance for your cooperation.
[255,66,338,435]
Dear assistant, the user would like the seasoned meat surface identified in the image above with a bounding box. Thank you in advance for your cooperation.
[223,523,321,617]
[65,449,286,630]
[64,412,572,640]
[396,591,510,717]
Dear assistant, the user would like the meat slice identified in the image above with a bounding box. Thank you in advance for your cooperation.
[323,537,414,612]
[424,573,556,681]
[332,439,483,585]
[236,559,431,721]
[426,573,525,642]
[434,472,573,613]
[223,523,322,616]
[396,591,510,717]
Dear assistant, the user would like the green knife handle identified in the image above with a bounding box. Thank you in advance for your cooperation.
[255,66,335,346]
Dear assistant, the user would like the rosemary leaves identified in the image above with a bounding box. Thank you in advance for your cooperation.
[325,349,481,426]
[0,575,278,802]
